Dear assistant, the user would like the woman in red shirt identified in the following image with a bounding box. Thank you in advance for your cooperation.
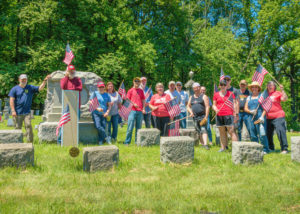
[266,81,289,154]
[149,83,171,136]
[213,80,238,152]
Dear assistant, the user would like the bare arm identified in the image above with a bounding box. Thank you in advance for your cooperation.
[244,100,250,114]
[10,97,17,117]
[39,75,51,91]
[212,100,218,112]
[186,96,194,116]
[203,95,209,118]
[280,85,288,101]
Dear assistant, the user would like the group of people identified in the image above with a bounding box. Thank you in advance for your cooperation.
[8,65,289,154]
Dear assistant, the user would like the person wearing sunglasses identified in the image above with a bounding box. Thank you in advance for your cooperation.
[124,77,146,145]
[213,80,238,152]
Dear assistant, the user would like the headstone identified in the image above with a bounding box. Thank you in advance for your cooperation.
[179,128,199,146]
[291,136,300,163]
[160,136,194,164]
[213,125,220,145]
[38,71,102,144]
[0,143,34,168]
[232,141,263,165]
[184,71,195,129]
[0,130,23,143]
[136,128,160,146]
[241,122,250,141]
[7,118,14,127]
[83,145,119,172]
[61,90,79,147]
[38,122,59,143]
[3,98,10,120]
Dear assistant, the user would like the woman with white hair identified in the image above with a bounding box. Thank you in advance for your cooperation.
[265,81,289,154]
[244,81,269,154]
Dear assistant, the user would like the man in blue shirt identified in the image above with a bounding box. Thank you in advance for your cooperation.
[9,74,51,142]
[89,81,112,145]
[175,81,188,128]
[140,77,153,128]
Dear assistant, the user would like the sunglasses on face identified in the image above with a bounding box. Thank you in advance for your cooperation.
[220,84,226,86]
[134,80,140,83]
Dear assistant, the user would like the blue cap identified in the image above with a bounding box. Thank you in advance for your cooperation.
[176,81,182,86]
[224,75,231,79]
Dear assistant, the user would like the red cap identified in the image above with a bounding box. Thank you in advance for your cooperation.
[97,81,105,88]
[67,64,75,71]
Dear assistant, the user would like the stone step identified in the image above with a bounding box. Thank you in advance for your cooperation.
[47,113,61,122]
[0,143,34,168]
[51,106,62,113]
[0,130,23,143]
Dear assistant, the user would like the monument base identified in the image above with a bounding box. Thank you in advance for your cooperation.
[38,122,99,144]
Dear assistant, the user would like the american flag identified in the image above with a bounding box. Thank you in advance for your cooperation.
[224,92,234,110]
[89,94,99,112]
[118,99,133,120]
[118,82,126,100]
[56,104,71,136]
[144,87,152,100]
[63,44,74,65]
[168,120,180,136]
[258,90,272,112]
[214,83,219,93]
[220,67,225,82]
[252,64,268,86]
[165,99,181,118]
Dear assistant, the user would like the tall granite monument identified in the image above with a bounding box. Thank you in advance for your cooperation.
[38,70,102,144]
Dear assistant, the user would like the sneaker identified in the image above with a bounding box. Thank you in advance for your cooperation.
[203,145,210,150]
[263,151,268,155]
[106,137,112,144]
[281,150,288,154]
[99,141,103,145]
[218,148,226,152]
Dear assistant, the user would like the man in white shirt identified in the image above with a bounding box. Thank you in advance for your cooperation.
[175,81,188,128]
[165,81,181,120]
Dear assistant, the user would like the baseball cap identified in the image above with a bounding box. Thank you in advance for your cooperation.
[176,81,182,86]
[224,75,231,79]
[97,81,105,88]
[168,81,176,85]
[192,82,200,88]
[67,64,75,71]
[19,74,27,79]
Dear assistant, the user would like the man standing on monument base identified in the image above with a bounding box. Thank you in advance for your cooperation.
[9,73,51,142]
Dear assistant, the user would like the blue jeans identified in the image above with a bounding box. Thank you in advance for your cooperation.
[92,112,107,142]
[207,115,213,142]
[143,113,151,128]
[179,112,187,129]
[249,115,269,153]
[107,114,119,140]
[238,112,251,141]
[124,111,143,144]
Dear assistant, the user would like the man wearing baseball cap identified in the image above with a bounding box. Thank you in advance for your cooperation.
[236,80,251,141]
[124,77,145,145]
[58,65,82,144]
[140,77,153,128]
[175,81,189,128]
[9,73,51,142]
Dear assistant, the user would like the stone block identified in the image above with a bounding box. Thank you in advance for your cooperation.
[0,130,23,143]
[179,128,199,146]
[160,136,194,164]
[291,136,300,163]
[83,145,119,172]
[137,128,160,146]
[232,141,263,165]
[241,122,250,141]
[38,122,99,144]
[0,143,34,168]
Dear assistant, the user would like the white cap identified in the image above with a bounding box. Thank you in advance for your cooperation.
[192,82,200,88]
[141,77,147,81]
[19,74,28,79]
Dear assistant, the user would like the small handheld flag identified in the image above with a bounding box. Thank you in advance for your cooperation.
[56,104,71,136]
[168,120,180,136]
[220,67,225,82]
[224,92,234,110]
[165,99,181,118]
[258,90,272,112]
[63,44,74,65]
[118,82,126,100]
[252,64,268,86]
[118,99,133,120]
[89,94,100,112]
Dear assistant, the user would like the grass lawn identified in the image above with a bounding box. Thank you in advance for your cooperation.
[0,116,299,213]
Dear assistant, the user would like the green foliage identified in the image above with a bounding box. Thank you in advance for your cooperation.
[0,0,299,127]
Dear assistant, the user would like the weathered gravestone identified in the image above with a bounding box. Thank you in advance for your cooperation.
[160,136,194,164]
[232,141,263,165]
[0,130,23,143]
[241,122,250,141]
[136,128,160,146]
[38,71,101,144]
[179,128,199,146]
[0,143,34,168]
[83,145,119,172]
[291,136,300,163]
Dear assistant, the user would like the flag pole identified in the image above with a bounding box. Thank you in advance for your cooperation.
[267,73,281,86]
[118,79,124,91]
[167,116,189,125]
